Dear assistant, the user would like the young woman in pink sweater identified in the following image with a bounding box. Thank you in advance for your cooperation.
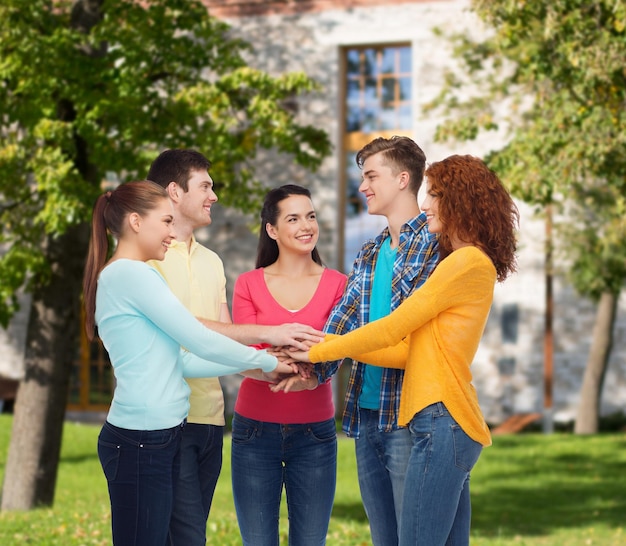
[283,156,519,546]
[231,184,347,546]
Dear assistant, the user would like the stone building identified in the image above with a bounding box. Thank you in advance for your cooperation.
[1,0,625,425]
[193,0,626,425]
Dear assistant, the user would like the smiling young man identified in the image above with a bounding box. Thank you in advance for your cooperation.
[146,149,324,546]
[318,136,439,546]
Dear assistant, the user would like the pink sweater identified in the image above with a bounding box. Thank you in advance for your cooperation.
[232,267,347,424]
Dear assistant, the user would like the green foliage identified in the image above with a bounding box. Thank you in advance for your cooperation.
[0,0,331,326]
[427,0,626,299]
[1,415,625,545]
[561,184,626,299]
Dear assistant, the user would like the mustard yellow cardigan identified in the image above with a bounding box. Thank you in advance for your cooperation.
[310,246,495,446]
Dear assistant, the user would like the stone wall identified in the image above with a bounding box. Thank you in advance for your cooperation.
[201,0,435,18]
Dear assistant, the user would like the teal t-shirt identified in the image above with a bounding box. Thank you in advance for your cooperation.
[359,237,397,410]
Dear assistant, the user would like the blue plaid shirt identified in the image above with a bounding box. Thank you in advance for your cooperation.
[317,213,439,437]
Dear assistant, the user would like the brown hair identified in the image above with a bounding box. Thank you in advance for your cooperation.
[256,184,322,268]
[356,136,427,195]
[147,149,211,192]
[82,180,169,340]
[425,155,519,282]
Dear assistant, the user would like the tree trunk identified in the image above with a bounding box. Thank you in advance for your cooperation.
[1,224,88,510]
[574,290,617,434]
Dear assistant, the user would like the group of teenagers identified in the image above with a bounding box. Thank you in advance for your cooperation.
[82,135,519,546]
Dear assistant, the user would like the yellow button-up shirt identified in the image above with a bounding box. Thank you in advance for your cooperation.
[149,236,227,425]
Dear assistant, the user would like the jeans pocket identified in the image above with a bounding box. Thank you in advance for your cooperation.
[140,428,178,450]
[307,419,337,443]
[451,424,482,472]
[408,410,432,440]
[231,417,258,445]
[98,439,121,481]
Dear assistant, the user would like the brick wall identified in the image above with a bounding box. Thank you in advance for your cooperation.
[201,0,436,17]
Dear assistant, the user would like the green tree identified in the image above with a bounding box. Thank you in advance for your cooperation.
[428,0,626,433]
[0,0,330,510]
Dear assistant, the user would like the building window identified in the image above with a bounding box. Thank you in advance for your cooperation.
[341,44,413,270]
[501,303,519,344]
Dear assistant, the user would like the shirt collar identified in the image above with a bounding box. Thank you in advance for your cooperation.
[169,234,199,254]
[363,212,430,256]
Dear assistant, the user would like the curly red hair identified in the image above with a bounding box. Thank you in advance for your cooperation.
[425,155,519,282]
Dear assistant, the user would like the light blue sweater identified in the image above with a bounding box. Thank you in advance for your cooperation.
[95,259,278,430]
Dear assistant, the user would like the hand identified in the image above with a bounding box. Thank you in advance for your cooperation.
[267,346,313,370]
[255,370,283,383]
[295,361,314,379]
[266,345,289,358]
[269,374,319,394]
[265,323,324,351]
[273,353,298,375]
[244,366,305,383]
[286,348,312,363]
[297,338,323,349]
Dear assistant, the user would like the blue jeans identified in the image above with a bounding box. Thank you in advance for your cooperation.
[98,420,184,546]
[231,413,337,546]
[401,402,483,546]
[168,423,224,546]
[355,408,413,546]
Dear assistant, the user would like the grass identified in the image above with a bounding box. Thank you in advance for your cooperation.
[0,413,624,545]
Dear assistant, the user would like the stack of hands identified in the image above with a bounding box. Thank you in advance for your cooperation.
[265,325,323,393]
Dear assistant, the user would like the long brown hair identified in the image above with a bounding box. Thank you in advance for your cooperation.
[82,180,168,340]
[425,155,519,282]
[256,184,322,269]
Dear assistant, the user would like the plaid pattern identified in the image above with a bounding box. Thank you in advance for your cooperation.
[318,213,439,437]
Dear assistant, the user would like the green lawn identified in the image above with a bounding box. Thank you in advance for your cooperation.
[0,414,624,545]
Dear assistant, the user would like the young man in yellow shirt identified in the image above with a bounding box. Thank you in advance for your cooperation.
[147,149,323,545]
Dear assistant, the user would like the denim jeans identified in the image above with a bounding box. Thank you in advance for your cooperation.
[98,420,184,546]
[231,413,337,546]
[355,408,413,546]
[400,402,483,546]
[168,423,224,546]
